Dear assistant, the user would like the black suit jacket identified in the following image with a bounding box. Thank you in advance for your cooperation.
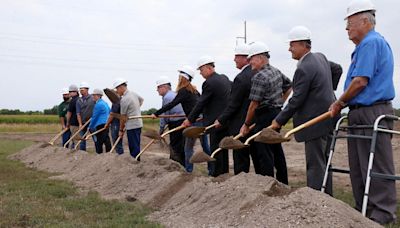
[188,72,231,126]
[275,52,336,142]
[217,65,255,135]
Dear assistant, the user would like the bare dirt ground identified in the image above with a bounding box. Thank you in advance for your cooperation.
[4,126,399,227]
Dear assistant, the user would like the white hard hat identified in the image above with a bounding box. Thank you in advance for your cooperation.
[247,41,270,59]
[345,0,375,19]
[234,43,249,56]
[79,82,90,89]
[69,84,78,92]
[287,26,312,42]
[92,88,103,96]
[178,65,195,81]
[156,76,171,87]
[197,55,214,69]
[113,78,128,89]
[62,88,69,95]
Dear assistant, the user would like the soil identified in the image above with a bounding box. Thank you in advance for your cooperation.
[3,128,394,228]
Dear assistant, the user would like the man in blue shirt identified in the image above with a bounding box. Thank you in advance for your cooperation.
[89,89,111,154]
[330,0,396,224]
[156,76,186,166]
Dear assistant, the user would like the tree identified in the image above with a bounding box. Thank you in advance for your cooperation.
[141,108,157,115]
[43,105,59,115]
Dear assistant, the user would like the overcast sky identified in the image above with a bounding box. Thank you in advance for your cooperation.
[0,0,398,111]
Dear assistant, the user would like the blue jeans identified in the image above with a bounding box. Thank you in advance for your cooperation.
[79,126,88,151]
[184,122,211,174]
[127,128,141,158]
[61,129,71,148]
[111,123,124,154]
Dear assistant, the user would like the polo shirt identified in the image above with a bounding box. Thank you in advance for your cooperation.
[120,90,143,130]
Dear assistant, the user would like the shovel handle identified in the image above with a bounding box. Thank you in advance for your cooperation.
[284,111,331,138]
[63,118,91,148]
[48,128,69,145]
[243,124,259,145]
[85,127,106,140]
[110,135,122,153]
[128,114,186,119]
[135,139,156,160]
[161,125,185,138]
[205,123,218,131]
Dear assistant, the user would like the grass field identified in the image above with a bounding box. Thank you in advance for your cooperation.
[0,139,161,227]
[0,115,159,133]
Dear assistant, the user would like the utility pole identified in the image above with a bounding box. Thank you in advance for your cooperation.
[236,20,247,45]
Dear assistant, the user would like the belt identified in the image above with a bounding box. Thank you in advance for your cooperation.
[348,100,391,110]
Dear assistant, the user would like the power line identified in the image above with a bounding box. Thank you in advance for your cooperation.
[0,33,233,51]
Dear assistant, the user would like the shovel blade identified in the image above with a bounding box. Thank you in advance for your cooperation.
[219,136,247,150]
[183,126,205,138]
[254,128,291,144]
[189,150,215,163]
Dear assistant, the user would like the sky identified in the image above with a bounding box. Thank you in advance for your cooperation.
[0,0,399,111]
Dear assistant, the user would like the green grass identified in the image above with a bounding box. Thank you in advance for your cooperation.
[0,139,161,227]
[0,123,60,133]
[0,115,59,124]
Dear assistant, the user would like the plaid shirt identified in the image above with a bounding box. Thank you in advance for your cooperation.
[249,64,292,107]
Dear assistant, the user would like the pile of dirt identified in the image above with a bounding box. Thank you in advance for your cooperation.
[9,143,381,227]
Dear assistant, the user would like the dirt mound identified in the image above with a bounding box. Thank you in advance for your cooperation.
[9,143,381,227]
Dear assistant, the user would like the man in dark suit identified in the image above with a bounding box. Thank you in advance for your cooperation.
[271,26,337,194]
[214,43,259,175]
[183,56,231,177]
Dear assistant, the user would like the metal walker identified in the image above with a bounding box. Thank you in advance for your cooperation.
[321,114,400,216]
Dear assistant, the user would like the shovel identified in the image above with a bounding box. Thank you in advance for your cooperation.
[104,88,120,104]
[190,124,255,163]
[183,123,218,138]
[134,125,180,160]
[254,111,332,144]
[222,111,332,150]
[74,129,90,150]
[109,135,122,153]
[48,128,69,145]
[84,127,107,140]
[63,118,91,148]
[128,114,186,119]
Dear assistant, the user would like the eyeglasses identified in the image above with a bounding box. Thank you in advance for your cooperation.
[346,18,364,28]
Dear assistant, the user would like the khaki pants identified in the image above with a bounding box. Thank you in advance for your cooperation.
[68,125,80,149]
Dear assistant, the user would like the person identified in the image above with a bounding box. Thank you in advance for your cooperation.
[153,76,186,167]
[65,84,80,148]
[113,78,144,159]
[270,26,340,194]
[58,88,71,147]
[104,92,124,155]
[152,66,211,173]
[329,0,396,224]
[183,56,231,177]
[214,43,259,175]
[76,82,95,151]
[89,89,111,154]
[240,42,291,184]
